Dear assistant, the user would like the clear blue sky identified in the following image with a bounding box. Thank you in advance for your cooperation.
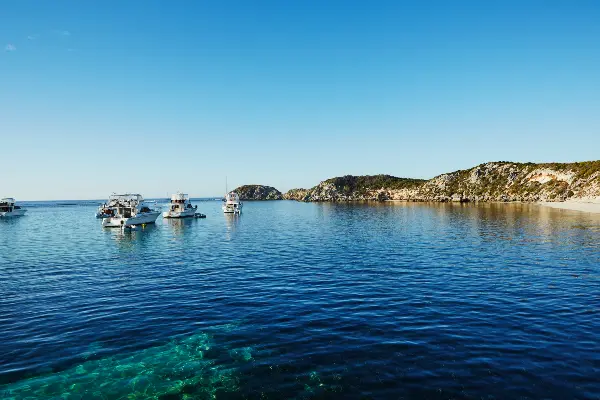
[2,0,599,200]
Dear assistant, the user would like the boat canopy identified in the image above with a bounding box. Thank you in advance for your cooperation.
[0,198,15,205]
[225,192,240,202]
[171,192,188,202]
[109,194,144,202]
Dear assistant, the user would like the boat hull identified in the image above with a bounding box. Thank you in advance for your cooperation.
[0,209,27,217]
[222,204,242,214]
[163,209,196,218]
[102,211,160,228]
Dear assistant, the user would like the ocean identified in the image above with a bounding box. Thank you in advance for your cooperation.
[1,200,599,399]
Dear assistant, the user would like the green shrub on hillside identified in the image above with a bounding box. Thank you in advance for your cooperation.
[325,175,425,193]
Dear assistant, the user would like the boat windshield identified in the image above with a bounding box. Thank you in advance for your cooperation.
[226,193,239,201]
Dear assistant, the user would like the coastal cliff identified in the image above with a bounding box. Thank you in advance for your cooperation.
[283,161,600,203]
[233,185,283,200]
[284,175,424,201]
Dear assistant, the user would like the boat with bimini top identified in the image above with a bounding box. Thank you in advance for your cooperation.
[163,192,198,218]
[101,194,160,228]
[222,191,242,214]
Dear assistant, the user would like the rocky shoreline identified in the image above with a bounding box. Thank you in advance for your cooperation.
[234,161,600,205]
[283,161,600,204]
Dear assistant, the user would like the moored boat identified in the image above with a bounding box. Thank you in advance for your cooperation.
[222,192,242,214]
[0,198,27,217]
[101,194,160,228]
[163,192,197,218]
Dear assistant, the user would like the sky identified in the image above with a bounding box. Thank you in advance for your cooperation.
[1,0,599,200]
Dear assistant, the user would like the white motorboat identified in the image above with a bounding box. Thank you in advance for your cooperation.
[0,198,27,217]
[163,192,197,218]
[101,194,160,228]
[222,191,242,214]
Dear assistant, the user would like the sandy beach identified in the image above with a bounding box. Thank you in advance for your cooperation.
[540,199,600,214]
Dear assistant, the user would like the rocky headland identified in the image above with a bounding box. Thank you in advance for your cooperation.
[282,161,600,204]
[233,185,283,200]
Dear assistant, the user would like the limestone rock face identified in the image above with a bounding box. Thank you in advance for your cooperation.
[283,175,424,202]
[282,188,310,201]
[285,161,600,203]
[233,185,282,200]
[413,161,600,202]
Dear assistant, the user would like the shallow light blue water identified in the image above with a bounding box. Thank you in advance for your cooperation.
[1,200,599,399]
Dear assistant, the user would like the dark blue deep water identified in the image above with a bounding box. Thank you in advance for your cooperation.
[1,200,599,399]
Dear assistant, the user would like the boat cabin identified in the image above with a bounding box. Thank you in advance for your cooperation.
[0,198,17,213]
[108,194,150,217]
[169,192,190,211]
[225,192,240,203]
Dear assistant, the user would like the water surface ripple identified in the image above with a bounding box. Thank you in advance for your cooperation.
[1,201,599,399]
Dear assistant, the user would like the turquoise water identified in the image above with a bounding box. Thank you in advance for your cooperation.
[1,200,599,399]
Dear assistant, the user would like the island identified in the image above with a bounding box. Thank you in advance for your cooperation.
[230,161,600,213]
[282,161,600,205]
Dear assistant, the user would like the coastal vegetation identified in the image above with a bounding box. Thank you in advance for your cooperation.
[282,161,600,203]
[323,175,424,194]
[232,161,600,203]
[233,185,283,200]
[282,188,310,201]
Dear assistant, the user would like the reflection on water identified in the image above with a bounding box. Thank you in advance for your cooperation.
[105,224,158,249]
[0,217,26,226]
[224,213,241,240]
[166,217,195,237]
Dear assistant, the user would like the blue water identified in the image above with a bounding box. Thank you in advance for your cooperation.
[1,200,599,399]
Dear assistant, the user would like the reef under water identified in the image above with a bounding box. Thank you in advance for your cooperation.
[1,332,248,399]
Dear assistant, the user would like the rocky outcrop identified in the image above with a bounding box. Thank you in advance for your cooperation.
[413,161,600,202]
[287,161,600,203]
[295,175,424,202]
[282,188,310,201]
[233,185,283,200]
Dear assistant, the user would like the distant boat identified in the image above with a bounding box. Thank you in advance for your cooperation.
[101,194,160,228]
[163,192,198,219]
[222,192,242,214]
[0,198,27,217]
[222,177,242,214]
